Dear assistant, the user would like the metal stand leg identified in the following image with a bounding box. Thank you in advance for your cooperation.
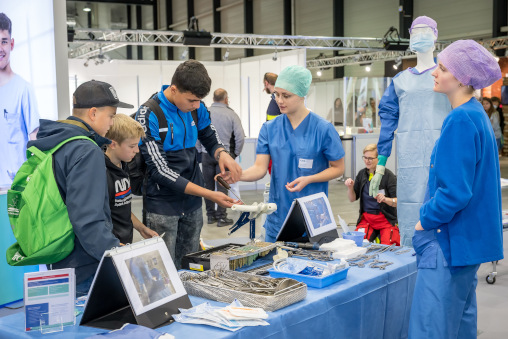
[249,219,255,241]
[486,261,498,284]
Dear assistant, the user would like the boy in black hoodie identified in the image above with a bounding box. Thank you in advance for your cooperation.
[105,114,158,244]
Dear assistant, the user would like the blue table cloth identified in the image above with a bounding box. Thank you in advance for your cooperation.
[0,251,416,339]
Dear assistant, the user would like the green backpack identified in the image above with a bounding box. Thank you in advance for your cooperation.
[6,135,97,266]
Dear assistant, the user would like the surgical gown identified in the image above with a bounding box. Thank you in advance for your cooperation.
[377,66,451,246]
[256,112,345,242]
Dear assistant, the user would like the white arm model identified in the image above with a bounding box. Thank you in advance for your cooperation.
[231,202,277,220]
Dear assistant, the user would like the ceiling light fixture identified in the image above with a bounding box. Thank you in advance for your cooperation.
[83,2,91,12]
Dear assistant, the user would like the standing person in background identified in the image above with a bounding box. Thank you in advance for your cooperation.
[365,98,377,127]
[327,98,344,126]
[0,13,39,192]
[202,89,245,227]
[264,72,281,121]
[491,96,504,154]
[264,72,281,175]
[483,97,502,155]
[491,96,504,134]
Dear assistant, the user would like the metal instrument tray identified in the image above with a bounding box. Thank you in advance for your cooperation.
[180,270,307,311]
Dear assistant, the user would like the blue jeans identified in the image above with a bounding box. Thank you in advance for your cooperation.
[76,274,94,298]
[147,208,203,270]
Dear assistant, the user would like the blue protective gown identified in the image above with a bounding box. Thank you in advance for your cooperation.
[377,66,452,246]
[256,112,345,241]
[409,97,504,339]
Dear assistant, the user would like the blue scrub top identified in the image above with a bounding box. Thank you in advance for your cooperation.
[0,74,40,189]
[256,112,345,240]
[419,97,504,268]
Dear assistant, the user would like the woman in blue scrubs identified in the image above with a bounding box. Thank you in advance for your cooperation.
[409,40,504,339]
[236,65,345,242]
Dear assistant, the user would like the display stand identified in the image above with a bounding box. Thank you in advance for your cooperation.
[0,194,38,306]
[276,193,339,244]
[80,237,192,330]
[39,312,63,334]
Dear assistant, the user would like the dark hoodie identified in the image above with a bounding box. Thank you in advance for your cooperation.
[104,154,134,244]
[28,116,120,283]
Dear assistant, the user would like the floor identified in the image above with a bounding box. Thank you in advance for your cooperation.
[2,159,508,338]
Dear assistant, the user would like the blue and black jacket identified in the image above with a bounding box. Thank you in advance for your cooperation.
[136,86,224,216]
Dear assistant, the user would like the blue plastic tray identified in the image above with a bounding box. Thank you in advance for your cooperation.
[268,267,349,288]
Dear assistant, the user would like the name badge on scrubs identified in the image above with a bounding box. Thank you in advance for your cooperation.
[298,158,313,169]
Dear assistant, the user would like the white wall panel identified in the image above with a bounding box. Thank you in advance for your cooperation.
[222,60,242,121]
[68,59,165,114]
[200,63,226,107]
[240,59,260,137]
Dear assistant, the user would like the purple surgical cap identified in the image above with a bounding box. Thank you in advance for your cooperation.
[409,16,438,37]
[437,40,502,90]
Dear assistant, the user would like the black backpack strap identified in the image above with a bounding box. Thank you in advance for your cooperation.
[143,96,168,142]
[58,119,90,132]
[191,109,199,129]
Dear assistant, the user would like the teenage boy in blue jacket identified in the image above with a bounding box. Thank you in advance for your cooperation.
[28,80,133,296]
[136,60,241,269]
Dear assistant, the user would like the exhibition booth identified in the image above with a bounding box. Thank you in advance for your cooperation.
[9,0,505,338]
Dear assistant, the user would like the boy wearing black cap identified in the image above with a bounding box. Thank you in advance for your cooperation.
[28,80,133,295]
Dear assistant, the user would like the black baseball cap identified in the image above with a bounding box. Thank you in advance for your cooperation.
[73,80,134,109]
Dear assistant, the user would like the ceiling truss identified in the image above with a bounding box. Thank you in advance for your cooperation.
[68,29,508,68]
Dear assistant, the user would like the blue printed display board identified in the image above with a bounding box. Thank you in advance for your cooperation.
[0,194,38,306]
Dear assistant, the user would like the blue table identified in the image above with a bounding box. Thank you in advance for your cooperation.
[0,251,416,339]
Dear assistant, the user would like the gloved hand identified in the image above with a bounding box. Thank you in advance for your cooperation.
[369,164,385,197]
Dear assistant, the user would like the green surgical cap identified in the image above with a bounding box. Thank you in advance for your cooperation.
[274,65,312,97]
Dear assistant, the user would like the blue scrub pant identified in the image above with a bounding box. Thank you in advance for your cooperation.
[408,247,480,339]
